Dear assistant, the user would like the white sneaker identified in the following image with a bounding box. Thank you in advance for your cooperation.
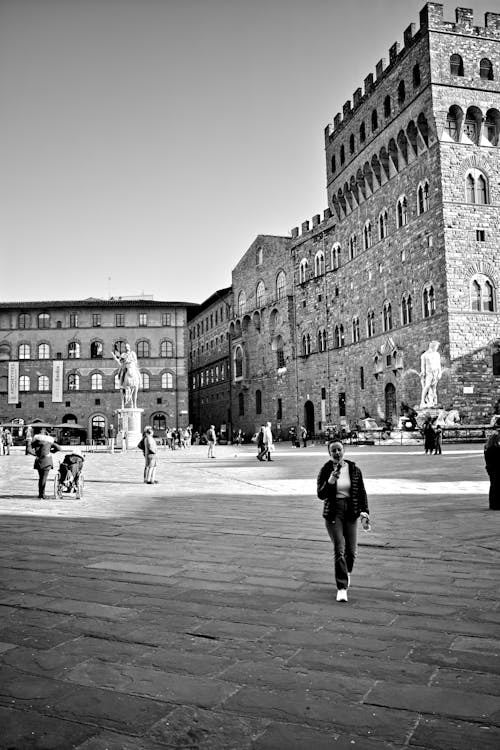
[336,589,348,602]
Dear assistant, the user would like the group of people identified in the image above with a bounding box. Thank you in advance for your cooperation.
[256,422,275,461]
[422,418,443,455]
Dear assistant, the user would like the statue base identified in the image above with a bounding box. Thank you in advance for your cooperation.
[117,408,144,450]
[413,405,442,428]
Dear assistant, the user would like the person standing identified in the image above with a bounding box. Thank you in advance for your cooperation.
[2,428,12,455]
[484,430,500,510]
[25,424,34,456]
[422,418,435,455]
[32,429,61,499]
[107,424,115,453]
[142,426,158,484]
[433,425,443,455]
[301,425,308,448]
[207,425,216,459]
[263,421,274,461]
[256,425,266,461]
[317,440,370,602]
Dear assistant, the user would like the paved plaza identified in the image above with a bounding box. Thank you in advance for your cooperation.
[0,441,499,749]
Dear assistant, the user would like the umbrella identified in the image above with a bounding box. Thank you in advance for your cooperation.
[54,423,86,430]
[27,422,55,429]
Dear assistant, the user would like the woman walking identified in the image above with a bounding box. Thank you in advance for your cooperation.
[317,440,370,602]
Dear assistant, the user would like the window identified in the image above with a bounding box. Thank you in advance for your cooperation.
[68,373,80,391]
[413,63,421,87]
[476,229,486,242]
[38,375,50,392]
[115,313,125,327]
[334,324,345,348]
[277,398,283,421]
[466,169,488,204]
[91,373,103,390]
[423,285,436,318]
[363,221,372,250]
[38,343,50,359]
[38,313,50,329]
[140,371,150,390]
[18,313,30,329]
[446,109,460,141]
[401,293,413,325]
[302,333,311,356]
[417,181,430,215]
[485,110,500,146]
[277,342,285,368]
[480,58,493,80]
[352,317,360,343]
[383,301,392,331]
[237,291,246,316]
[137,340,150,358]
[493,351,500,376]
[349,134,355,154]
[340,144,345,165]
[378,210,388,240]
[256,389,262,414]
[397,80,406,105]
[367,311,375,337]
[152,413,166,432]
[471,276,494,312]
[349,234,357,260]
[160,340,173,357]
[256,247,263,265]
[314,251,325,276]
[331,243,341,270]
[139,313,148,327]
[238,393,244,417]
[384,95,391,118]
[235,346,243,378]
[338,392,346,417]
[19,375,30,392]
[256,281,265,308]
[162,312,172,326]
[69,313,78,327]
[371,109,378,131]
[90,341,103,358]
[331,154,336,173]
[68,342,80,359]
[359,121,366,143]
[19,343,31,359]
[92,314,101,327]
[397,196,408,227]
[276,271,286,299]
[450,53,464,76]
[360,366,365,390]
[161,372,173,389]
[299,259,308,283]
[318,328,327,352]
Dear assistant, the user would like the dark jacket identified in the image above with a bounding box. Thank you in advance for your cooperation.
[32,437,61,470]
[317,458,369,521]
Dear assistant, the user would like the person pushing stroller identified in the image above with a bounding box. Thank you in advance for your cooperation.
[59,448,84,490]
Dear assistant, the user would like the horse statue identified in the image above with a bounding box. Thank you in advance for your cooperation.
[111,345,141,409]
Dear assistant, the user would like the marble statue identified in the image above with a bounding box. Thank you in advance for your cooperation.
[111,343,140,409]
[420,340,442,408]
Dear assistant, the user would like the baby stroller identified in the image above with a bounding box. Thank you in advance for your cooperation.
[54,450,85,499]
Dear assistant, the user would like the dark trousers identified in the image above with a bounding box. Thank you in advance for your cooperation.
[257,446,267,461]
[489,474,500,510]
[325,516,358,590]
[37,467,50,498]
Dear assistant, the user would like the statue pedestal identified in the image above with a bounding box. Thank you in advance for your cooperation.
[414,406,442,428]
[117,408,144,450]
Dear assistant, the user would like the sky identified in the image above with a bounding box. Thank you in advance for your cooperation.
[0,0,492,304]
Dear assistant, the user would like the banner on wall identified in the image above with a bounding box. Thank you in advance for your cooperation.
[52,360,63,402]
[8,362,19,404]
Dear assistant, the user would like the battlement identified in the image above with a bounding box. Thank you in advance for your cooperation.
[290,208,334,241]
[324,3,500,143]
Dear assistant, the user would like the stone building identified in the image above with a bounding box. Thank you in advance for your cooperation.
[209,3,500,438]
[0,298,193,441]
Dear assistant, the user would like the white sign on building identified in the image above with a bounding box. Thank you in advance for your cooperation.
[52,360,64,402]
[8,361,19,404]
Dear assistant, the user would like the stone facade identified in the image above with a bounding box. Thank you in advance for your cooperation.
[0,299,192,441]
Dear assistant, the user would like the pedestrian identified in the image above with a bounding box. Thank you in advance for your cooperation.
[433,424,443,455]
[2,428,13,455]
[235,429,243,446]
[256,425,267,461]
[207,425,216,458]
[316,440,370,602]
[301,425,308,448]
[263,421,274,461]
[139,426,158,484]
[32,429,61,499]
[484,430,500,510]
[25,424,33,456]
[422,418,435,455]
[108,424,115,453]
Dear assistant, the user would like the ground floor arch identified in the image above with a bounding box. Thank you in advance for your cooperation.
[90,414,107,443]
[304,400,314,435]
[384,382,397,421]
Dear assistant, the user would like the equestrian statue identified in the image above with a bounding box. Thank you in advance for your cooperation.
[111,343,141,409]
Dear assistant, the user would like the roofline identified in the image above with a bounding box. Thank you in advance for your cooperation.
[0,299,198,310]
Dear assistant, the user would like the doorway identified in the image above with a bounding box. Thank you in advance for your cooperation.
[304,400,315,436]
[384,383,397,421]
[91,414,106,444]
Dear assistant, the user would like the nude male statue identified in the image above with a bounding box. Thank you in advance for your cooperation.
[420,341,442,408]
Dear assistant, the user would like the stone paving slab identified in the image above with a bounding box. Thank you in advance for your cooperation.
[0,444,498,749]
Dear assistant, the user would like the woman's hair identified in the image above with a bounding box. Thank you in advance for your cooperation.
[485,430,500,449]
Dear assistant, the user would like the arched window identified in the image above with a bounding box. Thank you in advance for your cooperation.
[471,275,495,312]
[349,134,355,154]
[238,392,244,416]
[152,413,166,432]
[397,80,406,105]
[465,169,488,204]
[450,53,464,76]
[479,58,493,80]
[446,107,460,141]
[359,121,366,143]
[140,371,150,390]
[137,340,150,358]
[276,336,285,368]
[314,251,325,276]
[383,301,392,332]
[256,246,263,266]
[397,195,408,227]
[331,154,336,172]
[318,328,327,352]
[256,281,265,308]
[423,284,436,318]
[19,375,30,392]
[401,293,413,325]
[161,372,174,389]
[68,342,80,359]
[38,375,50,392]
[234,346,243,378]
[352,317,360,343]
[68,373,80,391]
[18,313,30,329]
[114,340,127,354]
[340,144,345,165]
[485,109,500,145]
[299,259,308,284]
[38,343,50,359]
[331,243,341,270]
[378,209,388,240]
[238,291,246,316]
[371,109,378,131]
[413,63,421,87]
[302,333,311,356]
[90,341,103,358]
[38,313,50,329]
[417,180,430,214]
[114,373,121,390]
[91,373,103,390]
[334,324,345,348]
[363,221,372,250]
[18,343,31,360]
[160,340,174,357]
[256,389,262,415]
[367,311,375,338]
[384,95,391,117]
[276,271,286,300]
[349,234,357,260]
